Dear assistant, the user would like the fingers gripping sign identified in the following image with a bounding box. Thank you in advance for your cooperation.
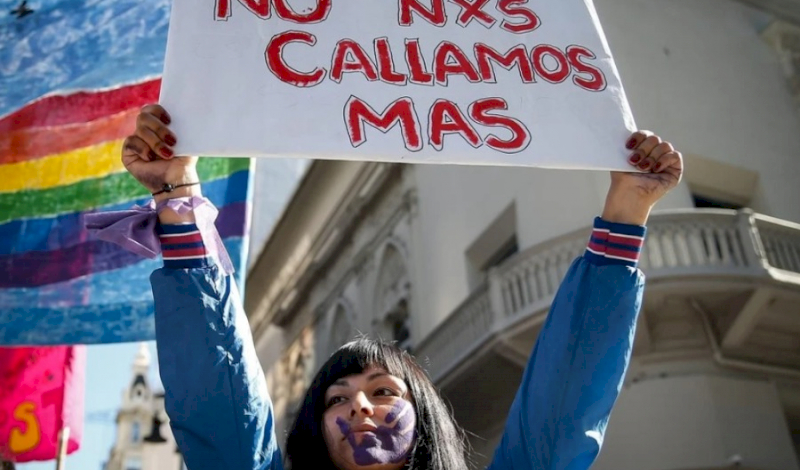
[136,111,178,159]
[121,105,199,198]
[627,132,661,170]
[604,130,684,226]
[624,130,683,185]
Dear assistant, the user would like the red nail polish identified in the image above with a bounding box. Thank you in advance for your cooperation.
[629,153,641,164]
[654,162,662,171]
[164,135,177,146]
[148,150,158,162]
[160,113,171,125]
[160,147,173,158]
[638,160,650,170]
[626,138,637,150]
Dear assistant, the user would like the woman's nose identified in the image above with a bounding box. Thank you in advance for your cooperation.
[350,392,374,417]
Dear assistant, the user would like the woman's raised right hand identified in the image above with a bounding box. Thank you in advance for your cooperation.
[122,104,199,200]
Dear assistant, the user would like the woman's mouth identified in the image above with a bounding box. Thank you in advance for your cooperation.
[344,423,378,439]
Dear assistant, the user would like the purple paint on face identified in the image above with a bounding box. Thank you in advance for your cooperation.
[336,399,416,466]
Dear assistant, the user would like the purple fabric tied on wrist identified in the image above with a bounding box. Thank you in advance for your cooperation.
[84,196,234,274]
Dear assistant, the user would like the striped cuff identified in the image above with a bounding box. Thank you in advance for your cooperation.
[584,217,646,267]
[157,223,213,269]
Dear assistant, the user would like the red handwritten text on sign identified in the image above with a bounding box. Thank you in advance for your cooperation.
[211,0,608,154]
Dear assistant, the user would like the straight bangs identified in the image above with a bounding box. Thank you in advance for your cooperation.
[286,337,471,470]
[310,337,410,415]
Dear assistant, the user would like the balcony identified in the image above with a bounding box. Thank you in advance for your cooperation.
[415,209,800,389]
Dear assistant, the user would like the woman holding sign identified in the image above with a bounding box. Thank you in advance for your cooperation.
[114,104,682,470]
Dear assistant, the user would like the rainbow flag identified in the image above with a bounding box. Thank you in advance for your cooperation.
[0,0,252,345]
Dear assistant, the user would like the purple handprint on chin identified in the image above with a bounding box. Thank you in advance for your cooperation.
[336,399,416,466]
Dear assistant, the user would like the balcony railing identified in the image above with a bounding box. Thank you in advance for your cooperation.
[755,213,800,276]
[415,209,800,383]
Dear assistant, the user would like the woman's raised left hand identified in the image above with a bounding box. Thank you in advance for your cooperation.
[602,131,684,225]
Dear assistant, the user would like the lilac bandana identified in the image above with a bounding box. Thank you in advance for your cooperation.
[84,196,234,274]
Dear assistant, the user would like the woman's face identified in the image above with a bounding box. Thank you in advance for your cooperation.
[322,366,416,470]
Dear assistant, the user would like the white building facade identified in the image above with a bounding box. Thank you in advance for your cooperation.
[244,1,800,469]
[103,345,184,470]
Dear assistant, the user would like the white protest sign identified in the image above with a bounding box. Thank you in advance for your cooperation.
[161,0,637,169]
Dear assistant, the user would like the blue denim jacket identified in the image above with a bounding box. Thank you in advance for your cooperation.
[151,218,645,470]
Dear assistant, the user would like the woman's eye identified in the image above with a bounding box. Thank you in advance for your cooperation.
[327,396,346,407]
[375,388,398,397]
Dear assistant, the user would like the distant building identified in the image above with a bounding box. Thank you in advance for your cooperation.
[104,344,184,470]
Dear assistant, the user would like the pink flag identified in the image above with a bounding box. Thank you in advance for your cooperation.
[0,346,86,463]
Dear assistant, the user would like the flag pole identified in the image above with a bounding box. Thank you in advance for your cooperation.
[55,427,69,470]
[1,459,17,470]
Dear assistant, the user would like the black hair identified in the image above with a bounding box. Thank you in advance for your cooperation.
[285,337,471,470]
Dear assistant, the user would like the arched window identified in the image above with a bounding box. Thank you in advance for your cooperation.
[130,421,140,443]
[330,304,353,353]
[374,243,413,352]
[288,328,315,403]
[129,374,148,402]
[386,299,411,351]
[289,348,307,402]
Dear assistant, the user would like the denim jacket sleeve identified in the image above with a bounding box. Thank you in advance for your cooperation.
[151,222,282,470]
[487,218,646,470]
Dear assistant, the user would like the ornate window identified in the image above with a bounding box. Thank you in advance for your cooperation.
[330,303,353,353]
[289,347,308,402]
[386,299,411,350]
[763,20,800,106]
[374,243,413,351]
[288,329,314,404]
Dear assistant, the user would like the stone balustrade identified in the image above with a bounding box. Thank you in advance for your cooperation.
[415,209,800,382]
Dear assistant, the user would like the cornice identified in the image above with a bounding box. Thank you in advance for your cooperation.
[248,161,401,334]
